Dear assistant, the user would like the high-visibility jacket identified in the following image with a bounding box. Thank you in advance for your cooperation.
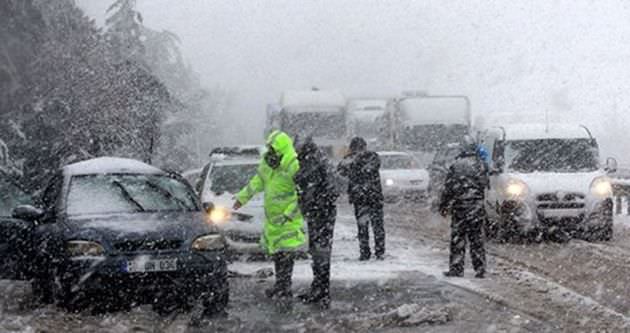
[235,130,306,255]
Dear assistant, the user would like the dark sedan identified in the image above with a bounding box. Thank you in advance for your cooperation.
[0,157,228,317]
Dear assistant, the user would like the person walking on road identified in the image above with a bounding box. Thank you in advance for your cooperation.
[294,138,339,309]
[439,135,488,278]
[233,130,306,300]
[338,137,385,261]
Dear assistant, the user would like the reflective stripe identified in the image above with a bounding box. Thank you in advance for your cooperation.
[273,231,299,247]
[265,209,288,225]
[284,205,301,221]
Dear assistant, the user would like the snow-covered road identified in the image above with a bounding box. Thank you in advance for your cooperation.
[3,204,630,332]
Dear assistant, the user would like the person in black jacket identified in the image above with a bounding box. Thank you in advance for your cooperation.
[338,137,385,261]
[294,138,338,308]
[439,135,488,278]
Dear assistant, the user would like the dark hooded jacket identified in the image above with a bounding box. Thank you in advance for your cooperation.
[439,147,489,210]
[338,138,383,206]
[295,140,339,216]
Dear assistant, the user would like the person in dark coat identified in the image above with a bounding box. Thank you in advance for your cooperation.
[439,135,488,278]
[338,137,385,261]
[294,138,338,309]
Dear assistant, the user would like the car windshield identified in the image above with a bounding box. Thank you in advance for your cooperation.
[0,177,32,217]
[209,163,258,194]
[504,139,599,173]
[67,174,199,215]
[380,155,418,169]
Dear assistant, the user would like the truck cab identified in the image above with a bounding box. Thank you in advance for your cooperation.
[480,124,615,241]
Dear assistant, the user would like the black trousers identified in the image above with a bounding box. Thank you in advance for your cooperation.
[272,252,295,293]
[354,203,385,258]
[305,208,336,297]
[449,203,486,274]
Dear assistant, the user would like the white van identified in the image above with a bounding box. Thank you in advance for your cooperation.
[479,124,616,241]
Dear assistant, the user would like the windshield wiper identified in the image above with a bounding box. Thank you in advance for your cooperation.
[111,180,146,212]
[145,181,194,211]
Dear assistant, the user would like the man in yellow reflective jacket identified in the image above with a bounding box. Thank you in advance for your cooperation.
[233,130,306,299]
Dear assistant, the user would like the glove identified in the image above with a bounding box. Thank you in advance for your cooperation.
[232,200,242,211]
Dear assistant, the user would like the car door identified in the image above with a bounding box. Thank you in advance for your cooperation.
[0,176,35,280]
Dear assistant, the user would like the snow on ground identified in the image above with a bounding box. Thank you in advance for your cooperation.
[229,210,475,288]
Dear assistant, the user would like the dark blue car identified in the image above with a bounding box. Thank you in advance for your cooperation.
[0,157,228,316]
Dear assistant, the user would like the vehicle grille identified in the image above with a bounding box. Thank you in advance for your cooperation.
[114,239,183,252]
[536,192,586,210]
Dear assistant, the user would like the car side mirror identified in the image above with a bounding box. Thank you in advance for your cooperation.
[202,202,214,214]
[605,157,618,173]
[11,205,43,222]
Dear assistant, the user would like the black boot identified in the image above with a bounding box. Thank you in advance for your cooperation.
[443,270,464,278]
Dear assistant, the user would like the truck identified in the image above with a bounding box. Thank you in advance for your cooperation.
[346,99,389,150]
[388,92,471,152]
[266,90,347,159]
[477,123,616,242]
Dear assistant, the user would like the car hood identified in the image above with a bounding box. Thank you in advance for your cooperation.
[506,171,605,194]
[65,211,216,246]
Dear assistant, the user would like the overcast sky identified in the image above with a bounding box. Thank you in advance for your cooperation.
[77,0,630,161]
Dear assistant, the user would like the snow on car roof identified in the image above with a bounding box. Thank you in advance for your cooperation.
[501,124,592,141]
[377,151,411,156]
[63,157,164,176]
[280,90,346,110]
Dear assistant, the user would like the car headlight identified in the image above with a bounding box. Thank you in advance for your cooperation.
[67,240,105,257]
[504,178,528,199]
[591,177,613,198]
[385,178,395,186]
[209,205,231,224]
[192,234,225,251]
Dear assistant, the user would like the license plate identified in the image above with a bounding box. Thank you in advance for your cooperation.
[125,257,178,273]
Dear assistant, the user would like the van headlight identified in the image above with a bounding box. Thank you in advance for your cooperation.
[192,234,225,251]
[385,178,395,186]
[591,177,613,198]
[67,240,105,257]
[504,179,528,199]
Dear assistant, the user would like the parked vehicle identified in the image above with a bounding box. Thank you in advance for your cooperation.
[478,124,615,241]
[198,146,266,257]
[378,151,430,203]
[0,157,228,315]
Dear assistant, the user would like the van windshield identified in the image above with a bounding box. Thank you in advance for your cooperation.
[504,139,599,173]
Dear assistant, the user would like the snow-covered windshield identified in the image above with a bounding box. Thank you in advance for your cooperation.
[209,164,258,194]
[0,177,32,217]
[504,139,599,173]
[380,155,418,170]
[67,174,198,215]
[282,111,346,140]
